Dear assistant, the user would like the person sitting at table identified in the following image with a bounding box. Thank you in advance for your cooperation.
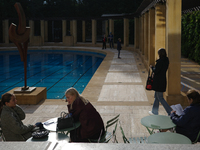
[170,89,200,143]
[0,93,36,141]
[65,87,105,142]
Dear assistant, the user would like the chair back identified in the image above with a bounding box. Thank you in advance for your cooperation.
[105,114,120,143]
[105,114,120,131]
[88,114,120,143]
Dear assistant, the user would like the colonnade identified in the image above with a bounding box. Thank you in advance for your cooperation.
[2,18,130,48]
[134,0,185,105]
[1,0,185,105]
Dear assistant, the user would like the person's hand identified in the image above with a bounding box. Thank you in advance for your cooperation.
[171,110,176,114]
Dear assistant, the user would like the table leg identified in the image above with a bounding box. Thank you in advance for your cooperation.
[146,127,154,135]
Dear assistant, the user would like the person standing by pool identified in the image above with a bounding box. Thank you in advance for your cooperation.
[65,87,105,142]
[117,38,122,59]
[0,93,36,141]
[149,48,172,116]
[108,32,114,49]
[102,34,107,49]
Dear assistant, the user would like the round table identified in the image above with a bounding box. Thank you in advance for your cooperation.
[147,132,192,144]
[43,117,81,132]
[141,115,176,134]
[26,132,70,142]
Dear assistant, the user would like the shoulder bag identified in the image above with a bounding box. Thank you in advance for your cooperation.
[146,68,154,90]
[57,111,74,130]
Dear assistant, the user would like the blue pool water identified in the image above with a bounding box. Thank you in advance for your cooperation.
[0,50,105,99]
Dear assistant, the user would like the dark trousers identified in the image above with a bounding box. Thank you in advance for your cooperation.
[110,40,114,48]
[118,50,121,58]
[102,42,106,49]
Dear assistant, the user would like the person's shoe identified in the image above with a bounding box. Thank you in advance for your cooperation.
[148,111,155,115]
[118,57,121,59]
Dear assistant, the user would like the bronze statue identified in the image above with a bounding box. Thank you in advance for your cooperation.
[9,3,30,91]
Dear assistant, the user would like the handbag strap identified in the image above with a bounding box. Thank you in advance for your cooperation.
[148,67,154,77]
[60,111,68,118]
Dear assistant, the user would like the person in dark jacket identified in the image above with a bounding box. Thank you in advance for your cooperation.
[108,32,114,49]
[0,93,36,141]
[170,89,200,143]
[149,48,172,115]
[117,38,122,59]
[65,87,105,142]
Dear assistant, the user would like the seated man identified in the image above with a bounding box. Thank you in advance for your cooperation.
[170,89,200,143]
[0,93,36,141]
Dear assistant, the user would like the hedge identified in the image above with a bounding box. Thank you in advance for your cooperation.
[182,11,200,63]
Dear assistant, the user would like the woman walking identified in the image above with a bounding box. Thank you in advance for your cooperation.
[149,48,172,115]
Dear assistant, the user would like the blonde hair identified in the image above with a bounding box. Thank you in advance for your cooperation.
[65,87,89,109]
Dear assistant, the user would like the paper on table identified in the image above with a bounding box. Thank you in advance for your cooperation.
[170,104,184,116]
[44,120,55,125]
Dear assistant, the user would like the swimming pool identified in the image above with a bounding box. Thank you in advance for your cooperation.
[0,50,105,99]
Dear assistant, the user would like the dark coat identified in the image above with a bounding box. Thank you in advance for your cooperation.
[67,97,105,141]
[117,41,121,50]
[1,105,34,141]
[170,103,200,142]
[152,57,169,92]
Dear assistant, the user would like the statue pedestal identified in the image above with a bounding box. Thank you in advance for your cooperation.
[6,87,46,105]
[14,87,36,93]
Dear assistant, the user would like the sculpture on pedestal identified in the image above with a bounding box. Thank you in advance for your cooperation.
[9,2,35,93]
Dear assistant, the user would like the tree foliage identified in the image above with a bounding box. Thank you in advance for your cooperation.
[182,11,200,63]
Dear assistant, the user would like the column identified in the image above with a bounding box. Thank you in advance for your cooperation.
[29,20,34,45]
[144,12,149,60]
[41,20,45,45]
[72,20,77,45]
[155,4,166,60]
[92,19,97,45]
[124,18,129,47]
[44,21,48,42]
[134,17,139,49]
[82,20,85,42]
[140,15,144,54]
[109,19,114,37]
[70,20,73,35]
[62,20,66,45]
[148,8,156,66]
[105,20,108,42]
[165,0,183,105]
[139,17,142,51]
[62,20,66,40]
[3,20,9,44]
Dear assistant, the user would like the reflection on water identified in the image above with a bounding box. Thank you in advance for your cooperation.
[0,50,105,99]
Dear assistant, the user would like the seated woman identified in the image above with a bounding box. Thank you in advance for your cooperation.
[65,87,105,142]
[0,93,36,141]
[170,89,200,142]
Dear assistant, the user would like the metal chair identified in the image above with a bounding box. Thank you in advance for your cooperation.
[193,130,200,144]
[88,114,120,143]
[0,121,5,141]
[119,121,130,143]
